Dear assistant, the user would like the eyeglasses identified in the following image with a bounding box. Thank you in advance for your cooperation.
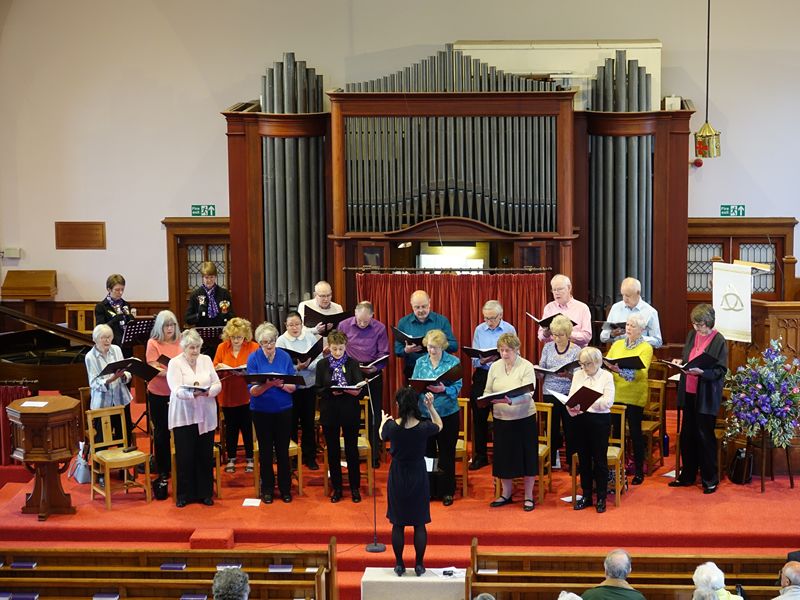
[692,322,708,329]
[260,339,276,346]
[484,314,500,322]
[579,361,594,367]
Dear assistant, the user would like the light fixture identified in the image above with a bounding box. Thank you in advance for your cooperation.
[694,0,721,158]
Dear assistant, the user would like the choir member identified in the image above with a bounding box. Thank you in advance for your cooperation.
[298,280,343,335]
[394,290,458,381]
[184,261,234,356]
[94,273,135,357]
[537,274,592,348]
[600,277,663,348]
[85,323,133,442]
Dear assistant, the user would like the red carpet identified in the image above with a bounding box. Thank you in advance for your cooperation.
[0,413,797,599]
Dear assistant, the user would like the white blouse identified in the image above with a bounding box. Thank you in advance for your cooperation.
[569,368,615,414]
[167,353,221,435]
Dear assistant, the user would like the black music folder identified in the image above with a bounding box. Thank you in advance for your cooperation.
[245,373,306,386]
[476,382,535,408]
[525,312,577,329]
[392,326,425,346]
[97,357,159,382]
[215,365,247,380]
[408,363,463,394]
[533,360,580,376]
[594,320,627,330]
[302,306,349,330]
[603,355,647,370]
[282,337,324,364]
[547,386,603,413]
[657,352,718,373]
[461,346,501,361]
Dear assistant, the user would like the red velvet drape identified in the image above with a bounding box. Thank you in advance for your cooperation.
[355,273,547,410]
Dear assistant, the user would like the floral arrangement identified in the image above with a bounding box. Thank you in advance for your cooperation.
[725,339,800,448]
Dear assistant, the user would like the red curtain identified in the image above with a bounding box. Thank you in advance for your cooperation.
[355,273,547,408]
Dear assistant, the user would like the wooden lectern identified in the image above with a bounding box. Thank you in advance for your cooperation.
[6,395,80,520]
[0,270,57,319]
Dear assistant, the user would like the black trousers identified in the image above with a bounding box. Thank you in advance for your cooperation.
[147,393,171,476]
[619,403,645,476]
[678,393,719,488]
[469,368,491,459]
[573,411,610,500]
[544,393,574,466]
[291,387,317,464]
[323,411,361,491]
[365,372,384,461]
[222,403,253,460]
[172,423,214,502]
[426,411,460,497]
[252,408,293,496]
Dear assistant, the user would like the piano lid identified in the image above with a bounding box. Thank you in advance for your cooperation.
[0,304,93,348]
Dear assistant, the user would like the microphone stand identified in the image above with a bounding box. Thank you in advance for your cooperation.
[364,375,386,553]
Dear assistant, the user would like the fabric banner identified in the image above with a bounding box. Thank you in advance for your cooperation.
[712,262,752,343]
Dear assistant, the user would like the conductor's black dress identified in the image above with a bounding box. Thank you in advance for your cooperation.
[382,419,439,526]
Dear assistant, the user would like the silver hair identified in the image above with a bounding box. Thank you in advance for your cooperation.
[150,310,181,342]
[558,592,583,600]
[620,277,642,294]
[692,589,718,600]
[579,346,603,367]
[693,562,725,591]
[212,567,250,600]
[92,324,113,343]
[626,313,647,331]
[254,322,279,344]
[179,328,203,349]
[784,562,800,586]
[473,594,497,600]
[482,300,503,316]
[355,301,374,314]
[551,274,572,288]
[604,549,632,580]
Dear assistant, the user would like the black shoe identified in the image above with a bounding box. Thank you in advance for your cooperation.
[282,493,292,503]
[394,564,406,577]
[596,498,607,513]
[489,495,513,508]
[372,458,380,469]
[668,479,694,487]
[523,498,535,512]
[414,564,425,576]
[262,493,273,504]
[632,474,644,485]
[330,489,343,503]
[469,455,488,471]
[305,460,320,471]
[574,496,593,510]
[351,488,362,503]
[202,497,214,506]
[176,498,187,508]
[136,463,146,474]
[703,484,718,494]
[442,495,454,506]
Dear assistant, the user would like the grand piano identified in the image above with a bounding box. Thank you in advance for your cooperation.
[0,304,93,397]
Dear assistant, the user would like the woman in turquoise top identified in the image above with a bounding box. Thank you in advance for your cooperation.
[411,329,462,506]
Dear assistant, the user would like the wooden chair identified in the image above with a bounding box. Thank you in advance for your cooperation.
[169,431,222,502]
[322,396,374,496]
[493,402,552,503]
[87,406,152,509]
[454,397,470,497]
[642,379,666,471]
[647,361,669,382]
[571,403,627,507]
[252,423,304,497]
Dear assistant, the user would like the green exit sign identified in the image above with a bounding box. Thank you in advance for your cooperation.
[720,204,745,217]
[191,204,216,217]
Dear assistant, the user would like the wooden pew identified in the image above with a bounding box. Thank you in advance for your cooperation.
[0,538,337,600]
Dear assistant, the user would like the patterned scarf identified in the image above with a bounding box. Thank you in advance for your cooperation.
[106,294,124,313]
[327,353,349,387]
[204,285,219,318]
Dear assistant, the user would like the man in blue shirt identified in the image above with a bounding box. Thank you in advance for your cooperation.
[468,300,516,470]
[599,277,663,348]
[393,290,458,380]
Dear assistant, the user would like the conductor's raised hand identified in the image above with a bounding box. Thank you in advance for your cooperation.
[381,410,392,426]
[423,392,435,411]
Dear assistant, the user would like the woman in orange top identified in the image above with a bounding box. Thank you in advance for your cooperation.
[213,317,259,473]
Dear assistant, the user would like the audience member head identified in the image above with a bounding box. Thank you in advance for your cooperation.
[549,315,574,341]
[620,277,642,308]
[692,589,717,600]
[105,274,126,298]
[354,301,374,328]
[410,290,431,321]
[313,281,334,309]
[558,592,583,600]
[482,300,503,330]
[780,561,800,588]
[578,346,603,376]
[692,562,726,591]
[221,317,253,343]
[212,567,250,600]
[151,310,181,342]
[395,387,423,426]
[604,549,632,580]
[691,304,716,330]
[550,274,573,304]
[473,594,498,600]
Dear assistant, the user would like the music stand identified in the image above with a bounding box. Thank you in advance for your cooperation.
[195,326,224,354]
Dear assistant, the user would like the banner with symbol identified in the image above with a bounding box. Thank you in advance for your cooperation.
[712,262,751,342]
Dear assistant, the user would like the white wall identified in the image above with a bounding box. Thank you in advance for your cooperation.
[1,0,798,301]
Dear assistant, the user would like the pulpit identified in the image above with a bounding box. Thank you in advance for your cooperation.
[6,395,80,520]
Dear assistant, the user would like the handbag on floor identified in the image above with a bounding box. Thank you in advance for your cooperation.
[67,441,91,484]
[727,447,753,484]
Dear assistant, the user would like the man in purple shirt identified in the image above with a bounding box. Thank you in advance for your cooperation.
[337,301,389,468]
[537,274,592,348]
